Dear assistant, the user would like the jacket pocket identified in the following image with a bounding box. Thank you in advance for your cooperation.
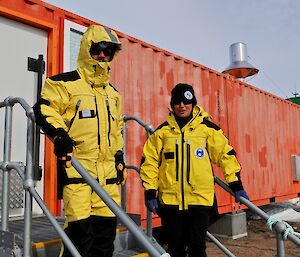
[164,152,174,159]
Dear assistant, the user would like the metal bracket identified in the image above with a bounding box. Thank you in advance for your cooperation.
[27,56,45,74]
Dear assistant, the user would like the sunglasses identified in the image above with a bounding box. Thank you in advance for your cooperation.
[90,41,115,56]
[173,99,193,105]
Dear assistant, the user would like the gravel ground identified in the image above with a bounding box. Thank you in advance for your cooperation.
[206,219,300,257]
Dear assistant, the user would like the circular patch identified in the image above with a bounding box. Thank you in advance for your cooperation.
[195,148,205,158]
[184,90,193,100]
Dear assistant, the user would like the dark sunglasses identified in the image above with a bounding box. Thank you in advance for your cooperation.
[90,42,115,56]
[173,99,193,105]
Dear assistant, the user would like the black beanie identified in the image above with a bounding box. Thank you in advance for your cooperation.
[170,83,197,107]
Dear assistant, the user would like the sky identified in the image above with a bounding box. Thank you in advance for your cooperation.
[44,0,300,99]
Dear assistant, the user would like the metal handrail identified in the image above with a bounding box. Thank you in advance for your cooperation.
[0,97,169,257]
[122,115,154,238]
[215,176,300,256]
[0,96,82,257]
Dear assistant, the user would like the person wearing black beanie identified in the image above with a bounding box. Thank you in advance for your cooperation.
[140,83,249,257]
[170,83,197,129]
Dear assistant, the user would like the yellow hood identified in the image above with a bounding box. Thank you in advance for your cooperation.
[77,25,121,87]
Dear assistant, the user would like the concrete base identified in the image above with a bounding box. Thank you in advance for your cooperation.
[208,211,248,239]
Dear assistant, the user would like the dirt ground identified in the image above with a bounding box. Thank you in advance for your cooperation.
[206,219,300,257]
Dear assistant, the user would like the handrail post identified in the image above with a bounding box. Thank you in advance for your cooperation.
[1,101,13,232]
[121,116,154,237]
[276,230,285,257]
[145,129,153,238]
[23,112,35,257]
[121,120,127,212]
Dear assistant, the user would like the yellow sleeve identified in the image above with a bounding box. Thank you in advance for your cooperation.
[39,78,70,131]
[139,132,162,191]
[206,127,241,184]
[115,93,124,151]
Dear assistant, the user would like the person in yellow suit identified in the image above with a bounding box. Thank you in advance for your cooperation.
[140,83,249,257]
[33,25,126,257]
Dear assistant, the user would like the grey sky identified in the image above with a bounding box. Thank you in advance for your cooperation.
[45,0,300,99]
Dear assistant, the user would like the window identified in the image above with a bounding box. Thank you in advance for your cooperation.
[64,20,87,72]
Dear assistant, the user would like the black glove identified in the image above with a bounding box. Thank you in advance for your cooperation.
[234,190,249,203]
[144,189,158,215]
[114,150,127,185]
[53,128,74,159]
[228,178,249,203]
[146,199,158,214]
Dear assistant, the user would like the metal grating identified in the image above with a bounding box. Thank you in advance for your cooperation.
[0,169,24,212]
[8,216,65,247]
[292,155,300,181]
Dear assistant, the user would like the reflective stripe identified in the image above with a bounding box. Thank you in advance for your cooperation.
[94,97,100,146]
[68,99,81,131]
[187,139,191,184]
[104,27,118,43]
[175,139,179,181]
[106,98,114,147]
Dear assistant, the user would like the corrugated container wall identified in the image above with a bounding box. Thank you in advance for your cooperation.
[111,44,300,219]
[1,0,300,226]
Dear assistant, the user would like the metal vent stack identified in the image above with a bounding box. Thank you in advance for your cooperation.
[222,42,259,78]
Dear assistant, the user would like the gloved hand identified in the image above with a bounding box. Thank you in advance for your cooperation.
[53,128,74,167]
[146,199,158,215]
[234,190,249,203]
[115,150,127,186]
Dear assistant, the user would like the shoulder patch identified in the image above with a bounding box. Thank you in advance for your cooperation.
[50,70,80,82]
[201,118,220,131]
[154,121,169,132]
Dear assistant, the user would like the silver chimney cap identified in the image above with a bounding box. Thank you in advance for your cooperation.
[222,42,259,78]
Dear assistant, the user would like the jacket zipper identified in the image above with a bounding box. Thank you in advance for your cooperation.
[94,97,100,146]
[105,98,114,147]
[186,139,191,185]
[68,99,81,132]
[181,131,185,210]
[175,139,179,181]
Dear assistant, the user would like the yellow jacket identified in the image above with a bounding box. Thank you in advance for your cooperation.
[34,25,123,218]
[140,105,241,210]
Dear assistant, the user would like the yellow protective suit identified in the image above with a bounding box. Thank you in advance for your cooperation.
[140,105,242,210]
[34,25,123,221]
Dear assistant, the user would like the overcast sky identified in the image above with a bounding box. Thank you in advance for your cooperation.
[45,0,300,99]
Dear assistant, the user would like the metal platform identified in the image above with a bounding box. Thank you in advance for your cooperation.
[5,215,145,257]
[7,215,64,248]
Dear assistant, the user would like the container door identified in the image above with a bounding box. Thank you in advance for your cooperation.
[0,16,47,216]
